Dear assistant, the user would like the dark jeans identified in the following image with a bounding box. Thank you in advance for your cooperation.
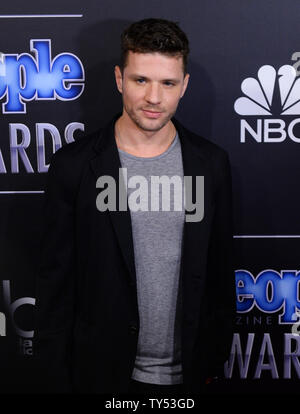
[128,379,184,395]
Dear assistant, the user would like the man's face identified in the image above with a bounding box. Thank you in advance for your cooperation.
[115,51,190,132]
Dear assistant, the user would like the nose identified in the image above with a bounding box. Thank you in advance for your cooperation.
[144,82,161,105]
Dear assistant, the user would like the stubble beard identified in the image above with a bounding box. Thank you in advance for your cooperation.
[124,104,176,132]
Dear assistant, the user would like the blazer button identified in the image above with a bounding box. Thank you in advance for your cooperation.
[130,325,138,334]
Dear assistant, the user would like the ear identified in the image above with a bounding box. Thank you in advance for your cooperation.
[114,65,123,94]
[180,73,190,98]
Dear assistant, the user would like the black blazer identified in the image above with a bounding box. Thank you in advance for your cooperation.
[33,113,236,394]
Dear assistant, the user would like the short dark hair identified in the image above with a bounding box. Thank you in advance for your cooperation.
[120,18,190,75]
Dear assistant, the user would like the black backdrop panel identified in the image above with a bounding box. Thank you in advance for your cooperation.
[0,0,300,394]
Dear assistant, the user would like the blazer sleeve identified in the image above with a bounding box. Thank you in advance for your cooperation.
[206,149,236,379]
[33,149,77,393]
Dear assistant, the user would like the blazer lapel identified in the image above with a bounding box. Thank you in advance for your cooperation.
[173,118,215,349]
[172,118,214,283]
[89,114,137,286]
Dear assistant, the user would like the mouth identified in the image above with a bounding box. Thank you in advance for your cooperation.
[142,109,163,119]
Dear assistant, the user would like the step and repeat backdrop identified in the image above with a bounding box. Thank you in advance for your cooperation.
[1,0,300,393]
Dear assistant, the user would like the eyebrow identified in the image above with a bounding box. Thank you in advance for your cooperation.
[128,74,181,83]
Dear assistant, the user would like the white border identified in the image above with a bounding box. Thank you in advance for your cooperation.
[0,15,83,18]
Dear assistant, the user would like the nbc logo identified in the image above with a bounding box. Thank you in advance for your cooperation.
[234,65,300,143]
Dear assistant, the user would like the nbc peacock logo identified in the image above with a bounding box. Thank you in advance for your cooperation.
[234,65,300,143]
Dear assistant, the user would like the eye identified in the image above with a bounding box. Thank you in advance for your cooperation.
[164,81,175,86]
[136,78,145,84]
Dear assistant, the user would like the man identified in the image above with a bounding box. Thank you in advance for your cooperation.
[34,18,236,395]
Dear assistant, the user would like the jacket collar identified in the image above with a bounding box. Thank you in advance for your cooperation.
[92,112,207,161]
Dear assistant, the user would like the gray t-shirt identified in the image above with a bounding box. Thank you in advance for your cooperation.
[118,131,185,385]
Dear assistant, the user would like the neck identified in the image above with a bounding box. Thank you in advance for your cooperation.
[115,111,176,156]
